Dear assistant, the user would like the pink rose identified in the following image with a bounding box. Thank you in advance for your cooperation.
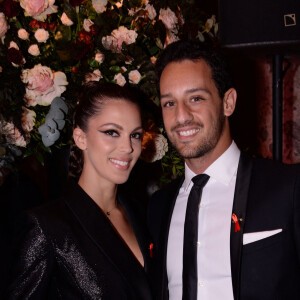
[145,4,156,20]
[22,107,36,132]
[18,28,29,40]
[28,44,40,56]
[20,0,57,21]
[21,64,68,106]
[94,52,104,63]
[85,69,102,82]
[2,122,26,147]
[114,73,126,86]
[61,12,73,26]
[128,70,141,84]
[92,0,107,13]
[159,7,178,31]
[0,13,9,38]
[34,28,49,43]
[102,26,137,53]
[23,65,53,93]
[83,19,94,32]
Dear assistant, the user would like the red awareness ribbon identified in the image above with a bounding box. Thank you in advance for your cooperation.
[149,243,154,258]
[232,213,241,232]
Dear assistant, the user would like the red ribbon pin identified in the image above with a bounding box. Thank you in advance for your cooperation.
[232,213,241,232]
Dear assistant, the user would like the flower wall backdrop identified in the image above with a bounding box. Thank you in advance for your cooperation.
[0,0,218,185]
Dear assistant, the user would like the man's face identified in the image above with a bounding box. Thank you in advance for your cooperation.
[160,59,226,159]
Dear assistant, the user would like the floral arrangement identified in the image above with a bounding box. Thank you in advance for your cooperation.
[0,0,218,184]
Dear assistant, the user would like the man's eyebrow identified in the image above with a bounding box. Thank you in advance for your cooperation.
[160,87,211,99]
[185,87,211,95]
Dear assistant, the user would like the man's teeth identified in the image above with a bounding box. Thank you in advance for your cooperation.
[110,159,129,166]
[178,129,199,136]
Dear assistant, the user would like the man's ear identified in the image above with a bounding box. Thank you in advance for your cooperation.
[223,88,237,117]
[73,127,87,150]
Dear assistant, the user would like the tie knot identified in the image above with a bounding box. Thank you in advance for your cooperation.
[192,174,210,188]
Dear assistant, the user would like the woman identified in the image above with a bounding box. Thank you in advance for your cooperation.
[7,82,153,299]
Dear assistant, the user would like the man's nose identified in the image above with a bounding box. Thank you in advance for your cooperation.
[175,102,193,124]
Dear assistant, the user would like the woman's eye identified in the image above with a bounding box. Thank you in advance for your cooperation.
[101,130,119,137]
[131,132,143,140]
[163,101,175,108]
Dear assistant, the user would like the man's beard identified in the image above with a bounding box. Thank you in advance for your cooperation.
[168,109,226,159]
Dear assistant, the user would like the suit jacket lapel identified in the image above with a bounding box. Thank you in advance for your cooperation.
[159,176,184,299]
[63,181,152,300]
[230,153,253,300]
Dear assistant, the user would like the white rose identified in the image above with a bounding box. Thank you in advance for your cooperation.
[83,18,94,32]
[128,70,141,84]
[204,15,216,32]
[145,4,156,20]
[61,12,73,26]
[114,73,126,86]
[152,134,168,161]
[94,52,105,63]
[28,44,40,56]
[92,0,108,13]
[18,28,29,40]
[0,13,9,38]
[34,28,49,43]
[22,107,36,132]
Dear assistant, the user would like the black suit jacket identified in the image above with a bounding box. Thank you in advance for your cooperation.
[148,153,300,300]
[6,181,153,299]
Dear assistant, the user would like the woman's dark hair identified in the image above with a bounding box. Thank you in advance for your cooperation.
[68,81,141,179]
[155,39,234,99]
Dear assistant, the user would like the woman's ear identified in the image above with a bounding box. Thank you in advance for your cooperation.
[223,88,237,117]
[73,127,87,150]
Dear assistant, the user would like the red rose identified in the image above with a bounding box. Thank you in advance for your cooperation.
[69,0,84,6]
[48,21,57,31]
[7,48,24,65]
[0,0,20,18]
[77,29,93,43]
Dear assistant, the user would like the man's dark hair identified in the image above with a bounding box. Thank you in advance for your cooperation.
[155,39,234,99]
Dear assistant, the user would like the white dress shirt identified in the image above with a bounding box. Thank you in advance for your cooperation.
[167,141,240,300]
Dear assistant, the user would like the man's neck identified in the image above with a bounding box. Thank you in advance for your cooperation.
[185,138,233,174]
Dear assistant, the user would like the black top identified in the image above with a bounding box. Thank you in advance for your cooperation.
[6,180,153,299]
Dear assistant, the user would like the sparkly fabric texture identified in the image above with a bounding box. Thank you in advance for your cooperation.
[6,181,153,300]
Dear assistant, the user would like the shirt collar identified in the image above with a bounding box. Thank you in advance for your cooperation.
[182,141,241,191]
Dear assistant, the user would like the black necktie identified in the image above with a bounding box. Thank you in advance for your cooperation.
[182,174,210,300]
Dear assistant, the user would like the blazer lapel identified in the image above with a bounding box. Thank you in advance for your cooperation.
[63,181,152,300]
[158,176,184,299]
[230,153,253,300]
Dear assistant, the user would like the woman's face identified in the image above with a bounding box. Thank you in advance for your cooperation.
[75,99,143,186]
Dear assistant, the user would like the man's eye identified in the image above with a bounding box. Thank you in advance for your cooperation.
[191,96,203,102]
[101,130,119,137]
[131,132,143,140]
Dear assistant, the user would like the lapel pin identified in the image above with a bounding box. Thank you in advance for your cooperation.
[232,213,241,232]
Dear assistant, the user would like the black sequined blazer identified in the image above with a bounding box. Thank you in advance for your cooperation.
[6,181,153,299]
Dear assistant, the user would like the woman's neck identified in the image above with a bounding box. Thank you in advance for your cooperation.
[78,173,118,213]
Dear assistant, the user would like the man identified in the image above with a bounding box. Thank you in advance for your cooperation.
[147,39,300,300]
